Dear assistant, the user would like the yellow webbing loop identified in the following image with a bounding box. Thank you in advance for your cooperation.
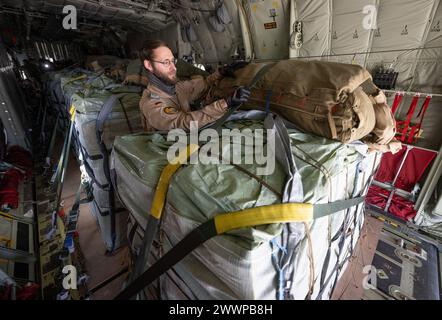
[69,105,76,121]
[0,211,13,220]
[0,236,11,247]
[150,144,199,219]
[214,203,314,234]
[62,74,87,89]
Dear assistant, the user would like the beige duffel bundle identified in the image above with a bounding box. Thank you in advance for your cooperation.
[123,59,149,87]
[209,60,397,149]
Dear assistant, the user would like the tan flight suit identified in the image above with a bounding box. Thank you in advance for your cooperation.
[139,72,228,132]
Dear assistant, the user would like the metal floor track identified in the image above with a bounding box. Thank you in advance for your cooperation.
[364,207,442,300]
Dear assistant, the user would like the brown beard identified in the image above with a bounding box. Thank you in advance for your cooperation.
[152,66,178,85]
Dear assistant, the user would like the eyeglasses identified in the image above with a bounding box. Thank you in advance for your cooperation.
[151,58,178,67]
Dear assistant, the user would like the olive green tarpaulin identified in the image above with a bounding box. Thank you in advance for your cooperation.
[112,116,380,299]
[50,70,144,251]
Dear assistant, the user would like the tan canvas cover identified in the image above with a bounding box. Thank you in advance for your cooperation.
[209,60,395,144]
[85,55,127,70]
[123,59,149,86]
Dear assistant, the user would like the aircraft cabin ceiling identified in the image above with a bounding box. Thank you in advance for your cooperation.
[0,0,441,91]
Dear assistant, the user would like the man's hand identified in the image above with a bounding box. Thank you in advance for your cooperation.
[225,86,251,109]
[219,61,250,78]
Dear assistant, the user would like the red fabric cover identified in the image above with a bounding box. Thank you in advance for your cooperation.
[0,283,39,300]
[366,185,417,220]
[16,283,39,300]
[367,145,437,220]
[0,145,33,209]
[0,284,12,300]
[5,145,33,177]
[374,145,436,191]
[0,169,24,209]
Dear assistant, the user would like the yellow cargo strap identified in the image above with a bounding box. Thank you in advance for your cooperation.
[150,144,199,219]
[128,144,200,285]
[69,105,76,121]
[214,203,313,234]
[0,236,11,247]
[0,211,13,221]
[62,74,87,89]
[115,196,364,300]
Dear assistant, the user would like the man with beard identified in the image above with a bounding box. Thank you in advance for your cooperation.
[139,40,250,131]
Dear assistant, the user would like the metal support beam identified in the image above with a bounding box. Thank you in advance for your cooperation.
[383,89,442,98]
[0,246,37,264]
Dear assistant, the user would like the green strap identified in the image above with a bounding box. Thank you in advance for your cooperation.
[207,62,277,134]
[54,108,76,215]
[247,63,277,89]
[127,215,159,286]
[115,196,364,300]
[313,196,365,219]
[115,220,216,300]
[62,74,87,90]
